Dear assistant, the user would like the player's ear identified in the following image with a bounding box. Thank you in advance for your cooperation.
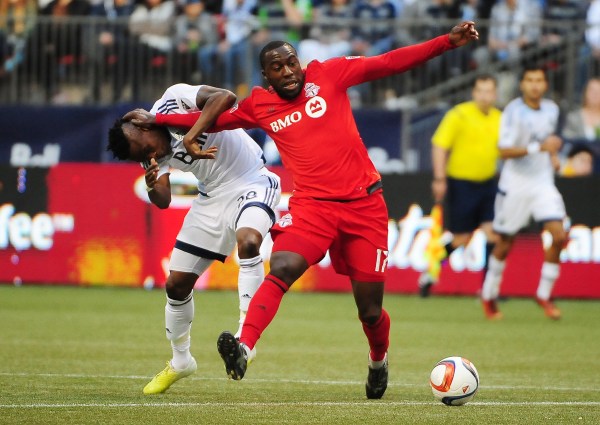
[261,69,267,80]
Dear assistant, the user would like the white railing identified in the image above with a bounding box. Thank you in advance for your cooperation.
[0,17,594,110]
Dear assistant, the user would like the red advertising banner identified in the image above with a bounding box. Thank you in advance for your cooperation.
[1,164,599,298]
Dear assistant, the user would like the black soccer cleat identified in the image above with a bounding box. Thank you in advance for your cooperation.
[418,273,435,298]
[419,281,433,298]
[217,331,248,380]
[365,355,388,399]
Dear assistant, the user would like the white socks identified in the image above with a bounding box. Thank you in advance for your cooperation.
[481,256,506,301]
[537,262,560,301]
[481,258,560,301]
[236,255,264,337]
[165,292,194,370]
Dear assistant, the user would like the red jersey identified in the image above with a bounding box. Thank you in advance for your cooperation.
[157,35,455,200]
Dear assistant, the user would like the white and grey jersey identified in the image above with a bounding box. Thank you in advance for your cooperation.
[498,97,560,190]
[144,83,266,195]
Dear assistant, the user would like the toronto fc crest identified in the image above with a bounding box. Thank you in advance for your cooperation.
[304,83,320,98]
[277,213,293,228]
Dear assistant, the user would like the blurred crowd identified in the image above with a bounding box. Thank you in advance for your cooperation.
[1,0,600,172]
[0,1,597,99]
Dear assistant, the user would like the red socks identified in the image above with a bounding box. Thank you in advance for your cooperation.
[362,308,390,362]
[239,274,288,350]
[240,275,389,361]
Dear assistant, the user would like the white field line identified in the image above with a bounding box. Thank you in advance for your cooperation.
[0,371,598,392]
[0,401,599,409]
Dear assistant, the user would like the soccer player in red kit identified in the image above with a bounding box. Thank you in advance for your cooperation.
[129,21,479,399]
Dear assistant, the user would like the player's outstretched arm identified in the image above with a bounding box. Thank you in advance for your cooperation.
[357,21,479,83]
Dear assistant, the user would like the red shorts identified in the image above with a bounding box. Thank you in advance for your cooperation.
[270,192,389,282]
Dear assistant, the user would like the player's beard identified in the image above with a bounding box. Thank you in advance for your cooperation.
[274,77,304,100]
[274,85,302,100]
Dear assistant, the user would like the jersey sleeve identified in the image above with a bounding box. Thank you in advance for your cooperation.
[216,97,259,130]
[498,102,520,149]
[319,35,455,88]
[155,95,259,132]
[431,108,459,149]
[150,84,202,115]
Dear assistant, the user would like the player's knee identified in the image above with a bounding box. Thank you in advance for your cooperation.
[359,307,383,325]
[269,254,307,285]
[552,231,568,249]
[237,235,262,259]
[165,278,193,301]
[236,227,263,259]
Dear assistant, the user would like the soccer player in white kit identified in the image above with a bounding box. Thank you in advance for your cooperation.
[480,67,567,321]
[107,84,281,393]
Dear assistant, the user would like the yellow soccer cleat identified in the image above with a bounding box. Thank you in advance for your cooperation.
[143,357,197,395]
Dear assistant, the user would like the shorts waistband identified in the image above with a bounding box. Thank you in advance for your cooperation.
[313,180,383,203]
[366,179,383,195]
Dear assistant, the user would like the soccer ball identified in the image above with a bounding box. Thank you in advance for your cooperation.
[430,356,479,406]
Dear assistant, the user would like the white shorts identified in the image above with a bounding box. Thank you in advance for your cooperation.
[169,168,281,273]
[492,183,566,236]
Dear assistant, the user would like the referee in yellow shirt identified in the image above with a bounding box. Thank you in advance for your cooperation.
[420,74,502,297]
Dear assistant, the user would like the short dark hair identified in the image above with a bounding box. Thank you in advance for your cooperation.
[520,65,546,81]
[107,118,130,160]
[259,41,296,69]
[474,73,496,86]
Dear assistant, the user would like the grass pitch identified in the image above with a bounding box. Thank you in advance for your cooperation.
[0,284,598,424]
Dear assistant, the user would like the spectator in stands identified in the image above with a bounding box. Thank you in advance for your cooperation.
[349,0,397,104]
[297,0,353,67]
[174,0,219,83]
[542,0,587,47]
[398,0,468,93]
[254,0,314,46]
[585,0,600,81]
[35,0,91,102]
[539,0,588,96]
[351,0,397,57]
[128,0,177,100]
[0,0,37,80]
[198,0,259,94]
[250,0,314,86]
[563,78,600,142]
[201,0,224,14]
[560,144,595,177]
[89,0,135,102]
[485,0,542,65]
[399,0,464,46]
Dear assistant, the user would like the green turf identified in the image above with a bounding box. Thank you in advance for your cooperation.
[0,285,598,424]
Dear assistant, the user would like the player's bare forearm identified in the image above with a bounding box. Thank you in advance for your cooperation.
[431,145,449,203]
[148,184,171,209]
[182,87,236,158]
[190,86,236,138]
[499,146,529,159]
